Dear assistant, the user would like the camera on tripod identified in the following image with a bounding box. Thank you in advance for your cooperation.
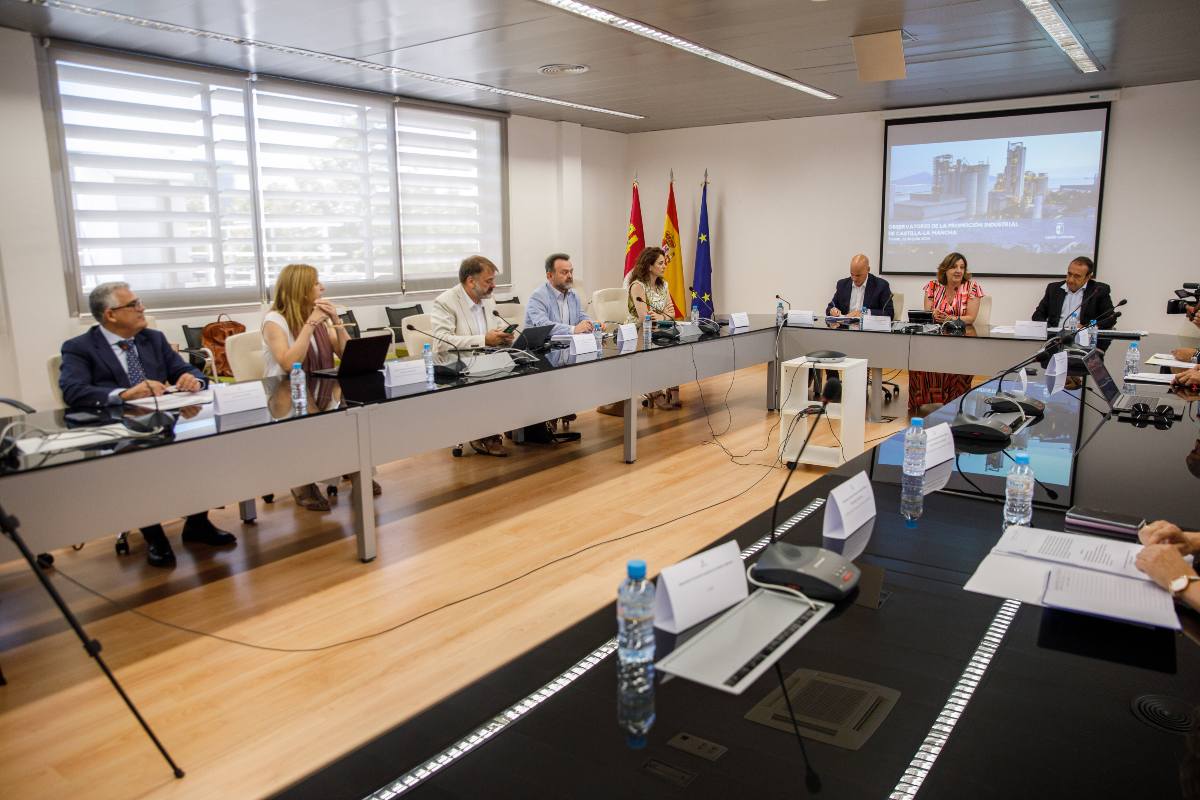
[1166,283,1199,315]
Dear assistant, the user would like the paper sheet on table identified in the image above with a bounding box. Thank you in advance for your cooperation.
[1042,565,1180,630]
[993,525,1150,581]
[964,552,1053,605]
[1146,354,1196,369]
[16,424,132,455]
[988,325,1016,334]
[127,389,213,410]
[1124,372,1175,385]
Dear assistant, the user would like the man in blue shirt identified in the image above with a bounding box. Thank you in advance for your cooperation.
[525,253,595,336]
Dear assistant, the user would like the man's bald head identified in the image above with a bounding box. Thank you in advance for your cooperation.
[849,254,870,287]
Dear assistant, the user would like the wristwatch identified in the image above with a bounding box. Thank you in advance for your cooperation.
[1168,573,1200,596]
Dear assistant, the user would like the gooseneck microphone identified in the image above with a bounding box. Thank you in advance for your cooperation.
[491,308,517,329]
[405,323,471,377]
[775,293,792,311]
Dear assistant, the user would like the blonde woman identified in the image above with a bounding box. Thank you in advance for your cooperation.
[262,264,379,508]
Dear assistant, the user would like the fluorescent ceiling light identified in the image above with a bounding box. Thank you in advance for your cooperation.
[532,0,838,100]
[18,0,644,118]
[1018,0,1103,73]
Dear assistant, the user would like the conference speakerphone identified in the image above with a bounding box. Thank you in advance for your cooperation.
[656,590,833,695]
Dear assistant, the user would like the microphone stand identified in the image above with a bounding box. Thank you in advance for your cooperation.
[0,501,185,778]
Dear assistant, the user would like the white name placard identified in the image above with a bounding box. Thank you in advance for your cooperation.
[787,310,815,326]
[615,322,638,342]
[384,359,426,386]
[212,381,268,415]
[823,471,876,540]
[728,312,750,329]
[924,422,955,467]
[618,338,638,354]
[570,332,597,355]
[862,315,892,332]
[653,540,748,634]
[1046,350,1068,376]
[1015,320,1048,339]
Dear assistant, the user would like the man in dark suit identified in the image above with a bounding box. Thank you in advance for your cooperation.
[826,254,894,318]
[59,281,236,567]
[1031,256,1115,329]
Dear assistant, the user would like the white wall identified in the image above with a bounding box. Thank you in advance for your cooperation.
[625,81,1200,336]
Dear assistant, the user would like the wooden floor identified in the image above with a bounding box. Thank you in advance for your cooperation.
[0,365,911,800]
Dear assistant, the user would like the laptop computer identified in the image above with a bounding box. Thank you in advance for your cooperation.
[1081,349,1180,412]
[310,334,392,379]
[513,324,554,352]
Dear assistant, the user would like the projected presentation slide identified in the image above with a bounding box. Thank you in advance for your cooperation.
[882,105,1109,277]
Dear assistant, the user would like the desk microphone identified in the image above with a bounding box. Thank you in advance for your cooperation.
[405,324,470,377]
[491,308,518,329]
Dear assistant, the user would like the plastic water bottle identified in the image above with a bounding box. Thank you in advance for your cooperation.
[594,322,605,348]
[902,417,926,476]
[900,471,923,528]
[422,342,434,385]
[644,314,653,346]
[776,300,785,328]
[617,559,656,748]
[691,302,700,324]
[289,362,306,409]
[1124,341,1140,377]
[862,306,870,318]
[1003,452,1035,529]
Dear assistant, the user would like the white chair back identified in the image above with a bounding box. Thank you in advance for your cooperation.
[975,295,993,328]
[401,313,433,359]
[890,292,905,320]
[496,303,524,327]
[591,288,627,324]
[47,354,64,406]
[226,331,266,382]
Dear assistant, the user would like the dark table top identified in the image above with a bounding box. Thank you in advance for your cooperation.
[277,332,1200,800]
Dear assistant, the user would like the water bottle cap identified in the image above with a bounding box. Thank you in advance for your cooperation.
[626,559,647,580]
[625,734,647,750]
[1130,341,1139,348]
[423,343,431,352]
[905,518,917,529]
[1015,452,1030,464]
[910,417,924,428]
[1089,319,1097,324]
[292,362,302,369]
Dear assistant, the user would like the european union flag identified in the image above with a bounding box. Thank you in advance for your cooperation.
[690,182,714,318]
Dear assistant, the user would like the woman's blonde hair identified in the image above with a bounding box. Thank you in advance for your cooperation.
[271,264,319,336]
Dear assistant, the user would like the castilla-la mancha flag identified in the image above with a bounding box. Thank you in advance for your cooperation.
[661,180,687,318]
[623,181,646,278]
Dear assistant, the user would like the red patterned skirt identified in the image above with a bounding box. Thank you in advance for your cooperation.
[907,371,973,415]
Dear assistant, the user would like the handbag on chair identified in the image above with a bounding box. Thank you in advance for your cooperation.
[201,314,247,378]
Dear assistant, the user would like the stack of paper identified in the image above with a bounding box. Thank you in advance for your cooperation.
[1146,353,1196,369]
[1124,372,1174,385]
[964,526,1180,629]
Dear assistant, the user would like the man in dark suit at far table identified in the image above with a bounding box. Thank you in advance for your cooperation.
[1031,256,1115,330]
[827,254,894,318]
[59,281,236,567]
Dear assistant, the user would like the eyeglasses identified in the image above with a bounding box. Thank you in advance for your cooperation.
[113,298,145,311]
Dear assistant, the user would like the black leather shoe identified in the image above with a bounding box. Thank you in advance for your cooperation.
[181,519,237,547]
[141,526,176,568]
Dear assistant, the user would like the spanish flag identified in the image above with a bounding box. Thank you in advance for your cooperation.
[623,181,645,278]
[661,180,687,319]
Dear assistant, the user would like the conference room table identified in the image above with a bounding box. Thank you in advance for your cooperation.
[0,319,781,562]
[280,331,1200,800]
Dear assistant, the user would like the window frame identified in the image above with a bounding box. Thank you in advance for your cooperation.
[42,43,510,317]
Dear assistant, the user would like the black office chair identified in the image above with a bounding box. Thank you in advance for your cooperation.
[338,310,361,338]
[180,324,216,377]
[385,304,423,345]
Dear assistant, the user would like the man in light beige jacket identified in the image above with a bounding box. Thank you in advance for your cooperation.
[431,255,515,456]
